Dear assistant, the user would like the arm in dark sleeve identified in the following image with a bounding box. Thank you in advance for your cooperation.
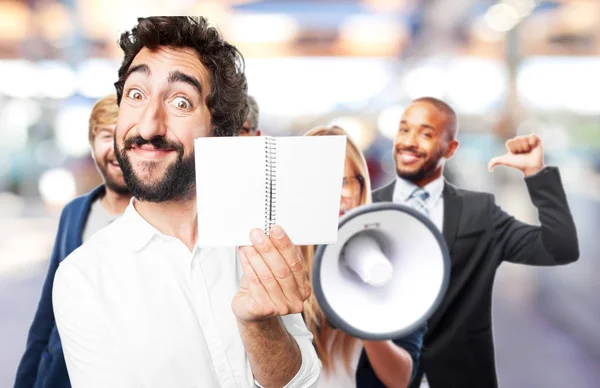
[493,166,579,266]
[14,208,69,387]
[393,324,427,385]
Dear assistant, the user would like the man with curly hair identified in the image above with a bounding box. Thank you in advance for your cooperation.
[53,17,321,388]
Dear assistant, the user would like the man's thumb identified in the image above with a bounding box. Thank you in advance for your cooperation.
[488,154,510,172]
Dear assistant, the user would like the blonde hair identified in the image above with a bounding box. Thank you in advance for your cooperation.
[301,125,372,375]
[88,94,119,144]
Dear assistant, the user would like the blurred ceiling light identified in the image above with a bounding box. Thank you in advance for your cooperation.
[501,0,536,18]
[377,105,404,140]
[76,0,148,40]
[0,2,31,41]
[517,59,562,110]
[245,57,391,118]
[328,117,375,151]
[561,59,600,115]
[77,59,119,98]
[55,103,94,157]
[484,3,520,32]
[245,58,336,117]
[562,1,598,31]
[189,0,231,25]
[338,14,407,56]
[403,65,447,100]
[446,58,507,115]
[361,0,408,13]
[0,99,41,151]
[472,17,505,42]
[518,57,600,114]
[38,61,76,99]
[228,14,298,43]
[38,168,77,207]
[228,0,261,4]
[37,2,74,42]
[0,60,38,98]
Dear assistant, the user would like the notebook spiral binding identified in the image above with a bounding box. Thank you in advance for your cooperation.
[264,137,277,235]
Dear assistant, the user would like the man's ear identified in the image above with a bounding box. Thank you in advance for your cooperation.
[445,139,459,159]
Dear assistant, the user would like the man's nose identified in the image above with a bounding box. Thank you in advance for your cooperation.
[398,132,418,148]
[137,99,167,140]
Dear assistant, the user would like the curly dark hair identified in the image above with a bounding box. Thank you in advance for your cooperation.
[114,16,248,137]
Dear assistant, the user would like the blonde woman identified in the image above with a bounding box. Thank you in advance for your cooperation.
[302,125,426,388]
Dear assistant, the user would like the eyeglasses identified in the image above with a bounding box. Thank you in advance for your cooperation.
[342,175,364,198]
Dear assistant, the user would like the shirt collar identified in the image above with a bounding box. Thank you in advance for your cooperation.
[121,198,162,253]
[393,174,445,204]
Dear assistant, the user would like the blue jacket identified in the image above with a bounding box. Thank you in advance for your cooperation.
[15,185,105,388]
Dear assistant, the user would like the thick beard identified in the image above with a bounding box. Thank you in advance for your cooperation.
[96,161,130,195]
[395,147,445,184]
[114,138,196,203]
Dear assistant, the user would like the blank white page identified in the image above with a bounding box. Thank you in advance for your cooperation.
[194,137,266,247]
[274,135,346,245]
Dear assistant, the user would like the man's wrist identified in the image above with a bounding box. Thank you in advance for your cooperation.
[237,316,283,334]
[523,164,546,178]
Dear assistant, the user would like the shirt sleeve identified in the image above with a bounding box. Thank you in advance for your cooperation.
[53,259,133,388]
[254,313,322,388]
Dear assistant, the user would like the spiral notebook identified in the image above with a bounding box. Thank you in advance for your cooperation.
[194,135,347,247]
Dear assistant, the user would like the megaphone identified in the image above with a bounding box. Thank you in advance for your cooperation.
[312,202,450,340]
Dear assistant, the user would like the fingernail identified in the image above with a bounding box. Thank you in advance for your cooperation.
[270,225,284,238]
[250,229,264,243]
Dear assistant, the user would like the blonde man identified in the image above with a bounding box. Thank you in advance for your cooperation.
[15,95,131,388]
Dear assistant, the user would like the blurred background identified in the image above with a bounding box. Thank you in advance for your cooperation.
[0,0,599,386]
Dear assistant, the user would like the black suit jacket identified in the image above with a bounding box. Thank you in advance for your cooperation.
[372,166,579,388]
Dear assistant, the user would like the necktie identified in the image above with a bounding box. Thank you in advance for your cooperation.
[408,187,431,388]
[407,188,430,217]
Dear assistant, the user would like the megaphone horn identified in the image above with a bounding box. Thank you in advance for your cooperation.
[312,202,450,340]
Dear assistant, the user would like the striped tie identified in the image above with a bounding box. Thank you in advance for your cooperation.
[407,188,430,217]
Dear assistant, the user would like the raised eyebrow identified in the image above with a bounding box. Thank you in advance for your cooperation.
[123,64,149,85]
[168,70,202,97]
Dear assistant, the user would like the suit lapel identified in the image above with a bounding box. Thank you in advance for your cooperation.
[442,182,462,250]
[375,179,462,249]
[372,180,395,203]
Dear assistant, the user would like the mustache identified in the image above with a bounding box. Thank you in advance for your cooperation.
[395,146,426,158]
[122,135,184,153]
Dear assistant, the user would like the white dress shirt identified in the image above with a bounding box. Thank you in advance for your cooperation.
[392,175,444,388]
[53,201,321,388]
[392,175,445,231]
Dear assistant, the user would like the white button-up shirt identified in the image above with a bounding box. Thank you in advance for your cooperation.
[53,201,321,388]
[392,175,445,231]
